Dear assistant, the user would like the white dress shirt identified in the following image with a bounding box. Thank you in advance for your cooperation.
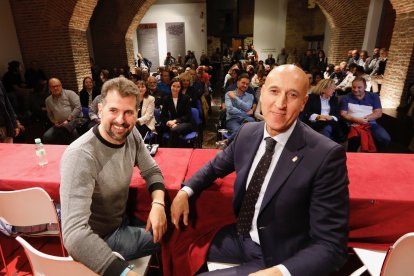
[309,96,338,122]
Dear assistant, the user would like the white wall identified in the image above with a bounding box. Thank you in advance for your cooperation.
[135,3,207,67]
[0,0,23,77]
[253,0,288,61]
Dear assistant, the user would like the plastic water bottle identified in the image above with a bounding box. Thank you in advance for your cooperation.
[34,138,48,166]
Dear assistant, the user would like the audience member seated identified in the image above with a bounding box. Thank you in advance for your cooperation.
[265,53,276,66]
[365,47,380,75]
[324,64,335,79]
[164,52,176,68]
[0,81,24,143]
[79,76,100,109]
[223,66,239,91]
[136,80,156,139]
[347,49,360,66]
[141,68,150,82]
[185,50,198,69]
[277,48,288,65]
[147,76,164,109]
[329,65,347,86]
[251,68,265,89]
[358,50,369,69]
[223,73,255,144]
[253,75,267,122]
[179,72,201,109]
[136,52,152,72]
[353,65,372,91]
[160,78,193,148]
[302,79,346,143]
[24,61,47,89]
[306,73,315,94]
[2,60,34,117]
[340,77,391,152]
[43,78,82,144]
[87,94,102,130]
[371,48,388,94]
[157,70,171,96]
[193,66,212,121]
[313,71,323,86]
[316,49,328,73]
[336,63,358,95]
[100,69,110,84]
[300,49,316,72]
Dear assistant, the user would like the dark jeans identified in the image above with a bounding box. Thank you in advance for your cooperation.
[104,216,160,261]
[310,120,347,143]
[226,117,255,143]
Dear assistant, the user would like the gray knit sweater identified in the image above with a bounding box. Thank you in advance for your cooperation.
[60,126,164,275]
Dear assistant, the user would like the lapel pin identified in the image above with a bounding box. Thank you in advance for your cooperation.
[292,156,298,162]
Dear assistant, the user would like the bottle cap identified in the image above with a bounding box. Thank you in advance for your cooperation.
[34,138,41,144]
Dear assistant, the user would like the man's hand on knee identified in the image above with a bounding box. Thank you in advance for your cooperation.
[171,190,190,230]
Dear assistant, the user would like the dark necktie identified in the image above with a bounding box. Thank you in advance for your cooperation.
[237,137,277,235]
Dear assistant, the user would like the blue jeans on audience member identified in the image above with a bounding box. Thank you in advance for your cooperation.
[371,123,391,151]
[226,117,255,143]
[104,215,160,261]
[320,125,333,139]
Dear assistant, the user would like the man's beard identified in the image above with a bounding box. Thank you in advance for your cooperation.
[106,122,132,142]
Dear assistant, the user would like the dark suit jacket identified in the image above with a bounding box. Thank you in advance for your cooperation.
[184,121,349,275]
[79,88,100,108]
[160,93,192,125]
[302,93,340,124]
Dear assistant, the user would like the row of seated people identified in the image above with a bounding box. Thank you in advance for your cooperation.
[306,48,388,96]
[301,77,391,152]
[41,72,206,148]
[220,69,391,152]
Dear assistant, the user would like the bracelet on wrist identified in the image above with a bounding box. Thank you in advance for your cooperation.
[120,264,135,276]
[151,201,165,207]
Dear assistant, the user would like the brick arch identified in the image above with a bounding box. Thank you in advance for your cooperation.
[125,0,157,69]
[68,0,99,90]
[316,0,414,109]
[315,0,370,65]
[381,1,414,108]
[89,0,154,73]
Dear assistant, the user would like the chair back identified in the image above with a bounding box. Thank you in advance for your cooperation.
[154,107,161,125]
[15,236,97,276]
[0,188,58,227]
[196,99,203,120]
[0,187,65,256]
[381,232,414,276]
[191,108,202,127]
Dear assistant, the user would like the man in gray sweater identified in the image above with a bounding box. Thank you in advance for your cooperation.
[44,78,82,144]
[60,77,167,276]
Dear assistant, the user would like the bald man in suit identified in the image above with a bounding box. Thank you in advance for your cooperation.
[171,65,349,276]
